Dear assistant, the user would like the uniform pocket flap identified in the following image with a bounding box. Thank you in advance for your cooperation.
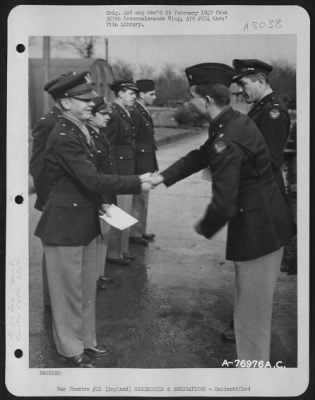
[53,196,92,208]
[237,194,263,213]
[116,145,135,160]
[135,144,153,154]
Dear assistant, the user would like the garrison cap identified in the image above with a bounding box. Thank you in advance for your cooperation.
[185,63,234,87]
[109,80,139,93]
[136,79,155,92]
[232,59,273,82]
[91,96,111,113]
[47,71,97,100]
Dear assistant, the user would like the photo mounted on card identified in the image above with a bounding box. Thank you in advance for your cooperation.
[6,4,310,397]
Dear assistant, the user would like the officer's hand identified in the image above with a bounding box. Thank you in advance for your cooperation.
[100,203,112,217]
[141,181,153,192]
[150,173,164,187]
[194,221,203,235]
[140,172,152,182]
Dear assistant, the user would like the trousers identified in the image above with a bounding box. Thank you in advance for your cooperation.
[130,191,149,237]
[107,194,133,257]
[44,239,98,357]
[96,220,111,277]
[233,247,284,363]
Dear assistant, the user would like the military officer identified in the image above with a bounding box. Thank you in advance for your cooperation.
[86,96,116,289]
[106,80,139,265]
[150,63,295,363]
[220,59,294,342]
[34,72,152,367]
[29,73,75,309]
[129,79,159,245]
[232,59,291,197]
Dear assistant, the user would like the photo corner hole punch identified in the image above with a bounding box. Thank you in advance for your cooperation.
[16,44,25,53]
[15,195,24,204]
[14,349,23,358]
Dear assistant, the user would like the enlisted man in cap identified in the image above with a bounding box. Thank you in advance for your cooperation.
[150,63,295,363]
[129,79,159,246]
[86,96,116,289]
[106,80,140,265]
[34,72,152,367]
[232,59,291,196]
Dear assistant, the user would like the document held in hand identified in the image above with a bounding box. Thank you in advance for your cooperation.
[99,204,138,230]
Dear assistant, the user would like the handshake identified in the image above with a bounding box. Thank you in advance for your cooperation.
[139,172,164,192]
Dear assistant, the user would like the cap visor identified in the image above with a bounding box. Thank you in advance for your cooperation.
[73,90,98,100]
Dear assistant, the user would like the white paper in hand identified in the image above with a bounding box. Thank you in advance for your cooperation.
[99,204,138,230]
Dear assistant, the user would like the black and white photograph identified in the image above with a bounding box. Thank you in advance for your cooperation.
[5,4,311,397]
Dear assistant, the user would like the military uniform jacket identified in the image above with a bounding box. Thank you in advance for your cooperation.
[130,101,159,174]
[29,106,63,211]
[105,103,136,175]
[161,107,295,261]
[35,116,141,246]
[87,124,117,204]
[248,92,290,194]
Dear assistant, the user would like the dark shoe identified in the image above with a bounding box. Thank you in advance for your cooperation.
[62,353,95,368]
[130,236,149,246]
[85,345,112,358]
[142,233,155,241]
[99,275,114,283]
[220,328,236,343]
[123,252,136,261]
[106,257,131,266]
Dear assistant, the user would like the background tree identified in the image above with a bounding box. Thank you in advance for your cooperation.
[54,36,97,58]
[270,61,296,108]
[111,59,135,81]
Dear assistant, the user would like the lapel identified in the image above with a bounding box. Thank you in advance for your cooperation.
[136,101,153,126]
[113,103,133,124]
[208,107,235,143]
[61,117,95,152]
[248,92,274,119]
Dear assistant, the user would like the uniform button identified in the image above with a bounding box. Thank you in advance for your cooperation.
[240,208,244,212]
[119,156,123,159]
[62,124,66,127]
[141,149,145,152]
[73,203,78,207]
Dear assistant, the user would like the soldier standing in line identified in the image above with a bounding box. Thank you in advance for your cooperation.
[232,59,291,197]
[150,63,295,363]
[129,79,159,246]
[218,59,295,341]
[34,72,152,367]
[105,80,140,265]
[86,96,116,289]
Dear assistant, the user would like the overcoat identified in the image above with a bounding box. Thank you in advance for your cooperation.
[30,106,63,210]
[248,92,290,195]
[161,107,295,261]
[105,103,136,175]
[130,101,158,174]
[35,116,141,246]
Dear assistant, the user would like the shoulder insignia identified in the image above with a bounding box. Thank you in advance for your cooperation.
[59,132,67,136]
[214,140,227,154]
[269,108,280,119]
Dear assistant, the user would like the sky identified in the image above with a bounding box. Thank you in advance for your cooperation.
[29,35,296,74]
